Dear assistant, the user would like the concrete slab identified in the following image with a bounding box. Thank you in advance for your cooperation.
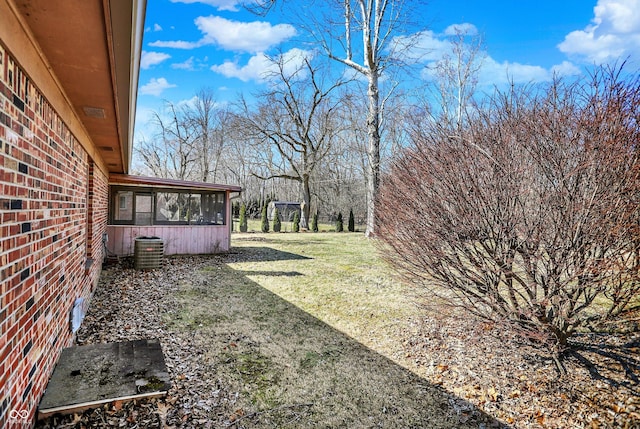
[38,339,171,419]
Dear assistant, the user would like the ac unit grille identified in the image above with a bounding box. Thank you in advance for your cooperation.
[134,237,164,270]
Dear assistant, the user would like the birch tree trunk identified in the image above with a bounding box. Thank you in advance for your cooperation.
[365,71,381,236]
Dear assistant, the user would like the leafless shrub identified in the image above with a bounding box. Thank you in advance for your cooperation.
[377,64,640,359]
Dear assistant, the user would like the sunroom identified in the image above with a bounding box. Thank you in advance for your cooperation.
[106,174,241,256]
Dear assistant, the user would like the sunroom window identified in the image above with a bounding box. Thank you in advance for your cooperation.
[155,192,188,223]
[113,190,133,221]
[135,194,153,225]
[109,187,226,226]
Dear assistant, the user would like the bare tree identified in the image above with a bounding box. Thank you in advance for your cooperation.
[211,107,235,183]
[249,0,422,236]
[377,65,640,363]
[136,90,233,183]
[319,0,418,237]
[426,26,485,130]
[136,102,197,180]
[317,91,369,219]
[223,119,265,202]
[238,54,346,228]
[185,88,229,183]
[312,89,408,224]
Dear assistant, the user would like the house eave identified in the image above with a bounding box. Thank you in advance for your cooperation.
[8,0,146,174]
[109,174,243,193]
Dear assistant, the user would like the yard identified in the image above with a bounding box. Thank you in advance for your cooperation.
[38,233,638,428]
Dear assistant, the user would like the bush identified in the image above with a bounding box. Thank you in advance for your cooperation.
[312,212,319,232]
[273,208,282,232]
[336,212,343,232]
[261,205,269,233]
[239,204,248,232]
[293,210,300,232]
[377,65,640,359]
[348,209,355,232]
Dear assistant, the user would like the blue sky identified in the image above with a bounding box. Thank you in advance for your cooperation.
[134,0,640,141]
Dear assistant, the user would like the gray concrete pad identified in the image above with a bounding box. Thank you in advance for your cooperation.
[38,339,171,419]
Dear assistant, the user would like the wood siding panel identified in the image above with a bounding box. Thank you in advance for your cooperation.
[106,225,230,256]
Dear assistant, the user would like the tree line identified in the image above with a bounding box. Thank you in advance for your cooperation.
[135,0,432,235]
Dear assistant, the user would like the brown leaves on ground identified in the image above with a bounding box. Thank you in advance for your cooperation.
[35,254,638,428]
[399,305,639,428]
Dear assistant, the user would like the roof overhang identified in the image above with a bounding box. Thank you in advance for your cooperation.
[8,0,146,174]
[110,174,243,193]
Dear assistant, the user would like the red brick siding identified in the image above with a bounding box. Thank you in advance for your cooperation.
[0,40,106,427]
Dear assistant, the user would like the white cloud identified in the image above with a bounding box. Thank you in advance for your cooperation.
[411,26,581,87]
[392,30,449,63]
[177,95,228,111]
[444,23,478,36]
[551,60,582,77]
[558,0,640,63]
[211,48,312,82]
[417,33,581,87]
[171,56,210,70]
[195,16,296,53]
[177,95,201,109]
[140,51,171,69]
[149,40,201,49]
[149,16,296,53]
[139,78,176,96]
[594,0,640,33]
[445,57,581,87]
[394,25,478,63]
[170,0,243,12]
[172,57,196,70]
[145,23,163,33]
[478,58,551,85]
[211,55,271,82]
[133,107,157,140]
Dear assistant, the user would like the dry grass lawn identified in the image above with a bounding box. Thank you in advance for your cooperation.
[38,231,637,428]
[166,232,499,427]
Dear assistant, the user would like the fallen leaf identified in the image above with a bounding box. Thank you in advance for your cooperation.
[610,403,625,413]
[487,386,499,402]
[157,402,170,426]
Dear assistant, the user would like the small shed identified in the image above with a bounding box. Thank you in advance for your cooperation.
[267,201,301,221]
[106,174,241,256]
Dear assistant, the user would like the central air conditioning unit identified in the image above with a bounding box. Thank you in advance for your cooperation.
[134,236,164,270]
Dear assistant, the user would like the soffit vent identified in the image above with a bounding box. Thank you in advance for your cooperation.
[83,106,106,119]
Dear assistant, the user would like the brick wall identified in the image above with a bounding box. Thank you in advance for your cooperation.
[0,39,107,427]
